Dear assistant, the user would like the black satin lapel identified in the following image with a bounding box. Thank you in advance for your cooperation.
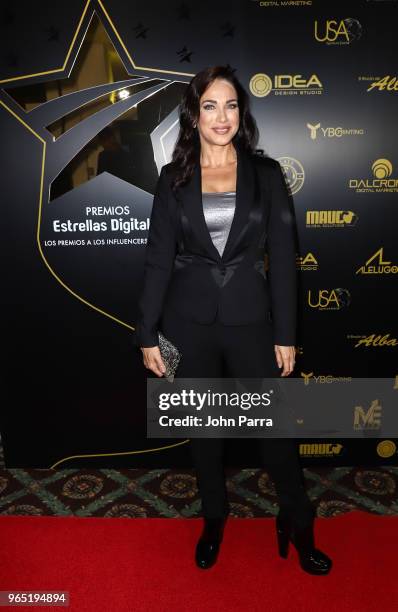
[221,145,256,262]
[177,158,221,261]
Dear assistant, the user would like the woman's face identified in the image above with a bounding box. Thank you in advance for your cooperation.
[197,78,240,146]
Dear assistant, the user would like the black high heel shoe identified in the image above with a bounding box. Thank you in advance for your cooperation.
[195,516,227,569]
[276,512,332,575]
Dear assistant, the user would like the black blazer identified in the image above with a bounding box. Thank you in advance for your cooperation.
[134,142,298,348]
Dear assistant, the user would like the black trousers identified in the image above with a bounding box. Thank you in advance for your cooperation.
[160,306,315,529]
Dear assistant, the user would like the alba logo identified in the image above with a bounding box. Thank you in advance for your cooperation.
[297,252,318,271]
[349,334,398,348]
[349,159,398,192]
[308,289,351,310]
[356,247,398,275]
[277,157,305,195]
[367,76,398,92]
[314,18,362,44]
[249,73,323,97]
[306,210,358,227]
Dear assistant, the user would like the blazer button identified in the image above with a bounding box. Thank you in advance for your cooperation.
[220,265,226,275]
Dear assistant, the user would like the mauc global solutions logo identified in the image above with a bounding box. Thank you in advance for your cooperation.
[299,443,343,458]
[277,157,305,195]
[307,122,365,139]
[306,210,358,228]
[349,159,398,193]
[355,248,398,275]
[314,18,362,45]
[249,73,323,97]
[296,252,318,271]
[307,289,351,310]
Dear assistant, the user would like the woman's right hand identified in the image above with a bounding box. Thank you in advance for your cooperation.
[141,346,167,377]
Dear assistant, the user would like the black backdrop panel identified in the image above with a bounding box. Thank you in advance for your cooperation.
[1,0,397,467]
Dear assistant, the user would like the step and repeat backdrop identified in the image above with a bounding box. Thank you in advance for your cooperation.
[1,0,397,467]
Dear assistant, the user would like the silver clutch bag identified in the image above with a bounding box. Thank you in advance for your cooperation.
[158,331,182,382]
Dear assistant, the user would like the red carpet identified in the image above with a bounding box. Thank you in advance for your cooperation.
[0,511,397,611]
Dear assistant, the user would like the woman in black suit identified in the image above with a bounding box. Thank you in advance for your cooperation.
[135,65,332,574]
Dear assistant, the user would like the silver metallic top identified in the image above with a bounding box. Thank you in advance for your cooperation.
[202,191,236,256]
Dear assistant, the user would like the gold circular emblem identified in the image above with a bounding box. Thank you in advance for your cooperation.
[377,440,396,458]
[249,73,273,97]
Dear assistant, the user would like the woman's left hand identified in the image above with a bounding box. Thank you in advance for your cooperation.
[274,345,296,376]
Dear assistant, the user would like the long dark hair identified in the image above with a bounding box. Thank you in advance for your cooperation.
[170,65,259,194]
